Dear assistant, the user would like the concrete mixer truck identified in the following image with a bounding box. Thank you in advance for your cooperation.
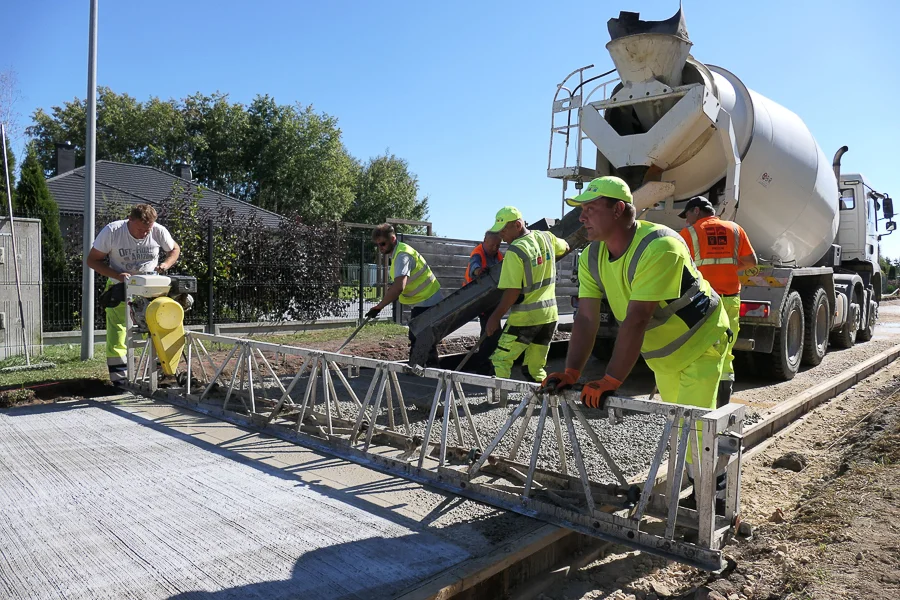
[547,8,895,380]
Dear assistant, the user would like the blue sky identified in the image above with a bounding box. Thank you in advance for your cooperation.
[7,1,900,256]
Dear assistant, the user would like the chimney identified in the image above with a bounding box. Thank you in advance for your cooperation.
[176,162,192,181]
[55,142,75,176]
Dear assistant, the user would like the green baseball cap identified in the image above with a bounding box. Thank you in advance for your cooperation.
[565,176,633,207]
[489,206,524,233]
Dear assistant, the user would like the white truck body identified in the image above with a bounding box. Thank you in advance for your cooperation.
[549,8,895,379]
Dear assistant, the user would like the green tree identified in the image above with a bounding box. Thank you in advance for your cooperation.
[158,180,207,277]
[183,92,250,198]
[243,96,356,221]
[0,136,15,213]
[25,88,409,224]
[879,253,892,276]
[344,152,429,229]
[28,98,86,174]
[14,143,65,277]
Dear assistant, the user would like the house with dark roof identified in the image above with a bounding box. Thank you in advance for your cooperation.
[45,145,284,231]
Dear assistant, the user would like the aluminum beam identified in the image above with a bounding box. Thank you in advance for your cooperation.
[125,330,745,571]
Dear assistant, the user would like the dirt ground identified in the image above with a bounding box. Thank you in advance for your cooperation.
[543,357,900,600]
[273,329,570,362]
[0,378,116,407]
[202,327,570,377]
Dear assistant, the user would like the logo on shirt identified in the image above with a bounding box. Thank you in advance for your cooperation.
[705,226,732,257]
[531,251,550,267]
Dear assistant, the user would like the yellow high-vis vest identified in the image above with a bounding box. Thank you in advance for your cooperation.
[390,242,441,305]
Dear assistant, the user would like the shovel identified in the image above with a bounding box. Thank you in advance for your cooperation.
[455,332,488,372]
[336,317,373,353]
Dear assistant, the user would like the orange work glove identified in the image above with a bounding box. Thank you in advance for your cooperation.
[580,374,623,408]
[541,368,581,394]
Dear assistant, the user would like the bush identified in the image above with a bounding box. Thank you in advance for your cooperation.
[59,180,351,326]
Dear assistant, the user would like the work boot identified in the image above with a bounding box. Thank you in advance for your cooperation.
[716,380,733,408]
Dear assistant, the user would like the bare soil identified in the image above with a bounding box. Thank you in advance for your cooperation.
[0,378,117,407]
[542,357,900,600]
[202,329,570,377]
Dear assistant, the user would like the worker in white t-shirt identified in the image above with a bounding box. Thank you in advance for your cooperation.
[86,204,180,386]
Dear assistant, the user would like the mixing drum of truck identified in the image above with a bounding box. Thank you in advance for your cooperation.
[547,7,895,380]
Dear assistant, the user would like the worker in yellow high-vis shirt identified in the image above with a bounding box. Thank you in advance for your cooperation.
[485,207,569,382]
[541,177,730,489]
[367,223,442,365]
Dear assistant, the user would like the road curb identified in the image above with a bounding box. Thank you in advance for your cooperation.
[742,343,900,450]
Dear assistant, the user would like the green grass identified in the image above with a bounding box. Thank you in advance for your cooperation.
[0,321,407,389]
[0,344,108,388]
[246,322,407,346]
[338,286,380,300]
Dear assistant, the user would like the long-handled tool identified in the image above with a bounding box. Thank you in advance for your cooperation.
[336,317,372,353]
[0,123,55,372]
[455,332,488,372]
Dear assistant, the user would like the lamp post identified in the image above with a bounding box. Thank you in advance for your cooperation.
[80,0,98,360]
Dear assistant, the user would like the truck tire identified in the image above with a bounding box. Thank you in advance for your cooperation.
[764,291,804,380]
[857,299,877,342]
[830,302,859,349]
[801,287,829,366]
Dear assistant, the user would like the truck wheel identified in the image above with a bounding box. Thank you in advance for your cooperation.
[765,291,804,380]
[830,302,859,349]
[801,287,829,366]
[857,300,877,342]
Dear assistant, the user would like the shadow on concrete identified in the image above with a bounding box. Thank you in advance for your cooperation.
[167,533,460,600]
[88,398,537,555]
[0,377,114,400]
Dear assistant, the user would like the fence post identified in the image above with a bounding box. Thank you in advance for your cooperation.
[207,218,214,334]
[394,232,403,324]
[358,234,365,324]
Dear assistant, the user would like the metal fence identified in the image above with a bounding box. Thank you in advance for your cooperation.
[41,227,393,333]
[40,226,583,334]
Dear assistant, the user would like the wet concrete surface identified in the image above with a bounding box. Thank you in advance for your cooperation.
[0,398,546,599]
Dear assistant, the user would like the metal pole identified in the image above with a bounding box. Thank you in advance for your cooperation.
[358,234,365,323]
[207,218,214,333]
[80,0,99,360]
[1,124,30,364]
[394,232,403,324]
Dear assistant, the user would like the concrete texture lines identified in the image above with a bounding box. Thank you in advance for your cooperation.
[0,403,470,600]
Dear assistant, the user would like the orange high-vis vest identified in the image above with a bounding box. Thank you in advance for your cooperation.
[463,244,504,284]
[679,216,751,296]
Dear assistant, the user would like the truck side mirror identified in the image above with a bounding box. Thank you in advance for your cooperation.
[887,220,897,232]
[884,196,894,219]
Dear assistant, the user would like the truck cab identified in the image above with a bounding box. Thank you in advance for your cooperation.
[838,173,895,268]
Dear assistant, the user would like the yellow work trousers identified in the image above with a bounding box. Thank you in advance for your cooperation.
[105,281,128,385]
[491,321,556,382]
[721,295,741,382]
[652,331,728,463]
